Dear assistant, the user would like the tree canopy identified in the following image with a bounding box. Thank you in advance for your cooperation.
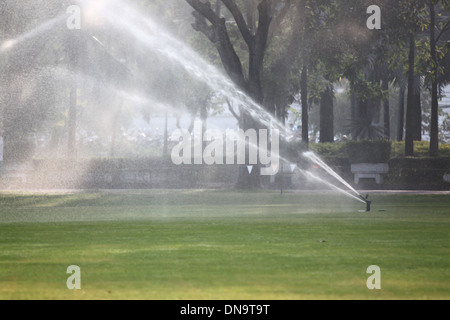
[1,0,449,166]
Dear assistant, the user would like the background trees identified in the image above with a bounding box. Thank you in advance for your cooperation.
[1,0,449,168]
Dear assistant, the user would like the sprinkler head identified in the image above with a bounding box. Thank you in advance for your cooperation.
[360,194,372,212]
[366,199,372,212]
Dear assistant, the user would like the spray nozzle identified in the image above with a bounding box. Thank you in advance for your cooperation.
[360,194,372,212]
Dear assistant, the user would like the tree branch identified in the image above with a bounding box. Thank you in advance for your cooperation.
[226,98,241,121]
[268,0,292,44]
[221,0,254,46]
[245,0,258,34]
[435,19,450,43]
[192,11,217,43]
[215,0,221,16]
[185,0,220,25]
[185,0,247,89]
[255,0,273,51]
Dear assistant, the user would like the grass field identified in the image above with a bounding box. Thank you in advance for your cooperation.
[0,190,448,300]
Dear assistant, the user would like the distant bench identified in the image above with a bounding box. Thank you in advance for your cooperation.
[0,165,27,184]
[351,163,389,185]
[444,174,450,183]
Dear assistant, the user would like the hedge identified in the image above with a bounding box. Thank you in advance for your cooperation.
[345,140,392,164]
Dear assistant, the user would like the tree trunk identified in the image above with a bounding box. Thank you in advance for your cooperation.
[186,0,275,188]
[397,83,406,141]
[319,86,334,143]
[163,111,169,157]
[200,101,208,150]
[67,31,83,158]
[382,78,390,139]
[301,65,309,147]
[412,74,422,141]
[0,136,3,163]
[236,110,262,189]
[247,4,271,108]
[0,100,4,162]
[429,3,439,157]
[405,34,416,156]
[68,87,77,157]
[215,0,221,15]
[236,59,266,188]
[350,91,357,124]
[110,101,123,158]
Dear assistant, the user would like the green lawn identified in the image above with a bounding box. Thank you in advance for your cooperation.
[0,190,448,300]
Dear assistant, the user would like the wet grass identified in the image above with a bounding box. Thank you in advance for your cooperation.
[0,190,449,300]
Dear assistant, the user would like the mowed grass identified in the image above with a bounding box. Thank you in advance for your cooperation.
[0,190,448,300]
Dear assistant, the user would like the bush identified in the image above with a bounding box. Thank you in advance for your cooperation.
[346,140,392,164]
[4,138,35,163]
[29,158,240,189]
[391,141,450,157]
[310,142,347,158]
[311,141,450,159]
[389,157,450,170]
[387,157,450,189]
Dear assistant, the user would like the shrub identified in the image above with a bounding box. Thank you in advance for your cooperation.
[389,157,450,170]
[310,142,347,158]
[4,138,35,163]
[346,140,392,164]
[387,157,450,189]
[311,141,450,159]
[391,141,450,157]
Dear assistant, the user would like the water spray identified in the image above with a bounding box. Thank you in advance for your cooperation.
[0,15,66,54]
[302,152,373,210]
[87,1,372,214]
[16,0,372,214]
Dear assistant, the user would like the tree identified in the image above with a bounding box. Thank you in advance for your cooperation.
[388,0,428,156]
[185,0,277,105]
[325,0,387,141]
[405,34,423,155]
[423,0,450,156]
[0,0,64,161]
[185,0,293,187]
[299,0,340,145]
[319,85,335,142]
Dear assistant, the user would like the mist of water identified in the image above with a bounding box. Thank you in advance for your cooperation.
[76,0,287,133]
[302,151,362,198]
[2,0,365,205]
[0,14,67,53]
[297,168,366,204]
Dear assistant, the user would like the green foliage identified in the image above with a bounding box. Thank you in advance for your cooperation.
[309,142,347,158]
[346,140,392,164]
[349,73,386,103]
[390,156,450,169]
[345,118,387,141]
[387,156,450,188]
[391,141,450,157]
[1,0,449,163]
[312,141,450,159]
